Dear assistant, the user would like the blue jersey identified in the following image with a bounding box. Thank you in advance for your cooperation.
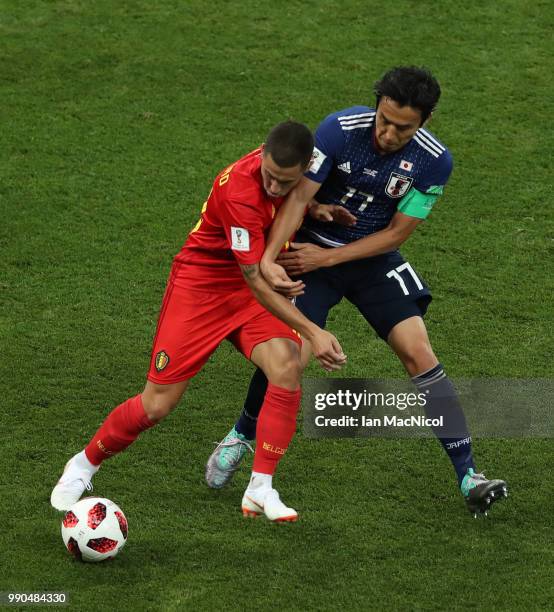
[303,106,453,246]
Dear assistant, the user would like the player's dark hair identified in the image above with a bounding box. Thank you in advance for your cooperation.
[264,121,314,169]
[374,66,441,123]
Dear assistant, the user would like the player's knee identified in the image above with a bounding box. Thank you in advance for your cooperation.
[141,380,188,422]
[267,357,302,390]
[141,392,180,422]
[398,340,437,375]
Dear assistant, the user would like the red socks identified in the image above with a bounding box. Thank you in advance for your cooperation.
[252,383,301,475]
[85,395,155,466]
[85,385,301,472]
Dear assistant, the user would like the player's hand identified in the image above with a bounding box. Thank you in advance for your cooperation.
[276,242,328,275]
[309,203,357,226]
[260,259,305,297]
[309,329,347,371]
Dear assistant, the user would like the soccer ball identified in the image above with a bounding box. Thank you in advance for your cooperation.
[61,497,128,562]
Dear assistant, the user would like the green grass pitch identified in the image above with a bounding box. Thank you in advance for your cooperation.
[1,0,553,609]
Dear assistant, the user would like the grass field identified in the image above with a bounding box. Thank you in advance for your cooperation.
[1,0,553,610]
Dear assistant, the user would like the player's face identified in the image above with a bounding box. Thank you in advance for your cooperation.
[375,97,423,154]
[260,151,306,198]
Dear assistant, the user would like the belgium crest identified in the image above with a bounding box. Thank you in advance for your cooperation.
[155,350,170,372]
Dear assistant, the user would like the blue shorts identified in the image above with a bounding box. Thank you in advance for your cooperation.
[293,237,432,341]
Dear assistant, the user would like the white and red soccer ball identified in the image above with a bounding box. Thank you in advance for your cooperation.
[61,497,128,562]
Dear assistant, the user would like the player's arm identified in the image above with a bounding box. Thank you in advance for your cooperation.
[262,176,322,262]
[239,262,346,371]
[260,117,345,289]
[318,210,421,266]
[259,177,321,294]
[278,210,422,274]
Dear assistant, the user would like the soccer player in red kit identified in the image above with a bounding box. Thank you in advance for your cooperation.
[51,121,346,522]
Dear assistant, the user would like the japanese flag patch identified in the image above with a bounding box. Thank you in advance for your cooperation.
[231,227,250,251]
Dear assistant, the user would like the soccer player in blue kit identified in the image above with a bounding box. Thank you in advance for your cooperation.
[206,66,507,517]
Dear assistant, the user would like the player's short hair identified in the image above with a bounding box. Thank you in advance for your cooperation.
[264,121,314,169]
[374,66,441,123]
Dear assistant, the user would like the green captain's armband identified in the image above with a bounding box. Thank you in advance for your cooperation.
[397,185,444,219]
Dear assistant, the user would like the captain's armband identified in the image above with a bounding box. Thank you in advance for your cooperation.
[397,186,443,220]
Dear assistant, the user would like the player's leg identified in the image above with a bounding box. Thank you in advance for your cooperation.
[349,251,507,515]
[230,338,313,440]
[51,278,236,511]
[85,380,191,461]
[349,252,477,481]
[50,380,189,511]
[387,317,507,515]
[234,272,336,437]
[387,316,477,480]
[211,306,306,521]
[205,267,342,489]
[240,335,302,521]
[203,339,312,491]
[239,264,342,436]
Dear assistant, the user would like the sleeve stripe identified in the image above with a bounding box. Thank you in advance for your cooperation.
[338,116,375,126]
[413,134,440,158]
[341,123,374,131]
[338,111,375,121]
[417,128,446,151]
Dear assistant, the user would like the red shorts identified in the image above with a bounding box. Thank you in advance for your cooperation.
[147,277,301,384]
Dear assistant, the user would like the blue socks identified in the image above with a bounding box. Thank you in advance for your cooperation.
[412,363,475,485]
[235,368,267,440]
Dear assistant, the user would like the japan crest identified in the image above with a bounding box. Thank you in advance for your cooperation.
[385,172,413,198]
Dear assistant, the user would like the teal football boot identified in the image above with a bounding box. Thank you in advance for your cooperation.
[205,427,254,489]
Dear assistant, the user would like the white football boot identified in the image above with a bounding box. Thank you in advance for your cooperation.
[241,486,298,522]
[50,451,99,511]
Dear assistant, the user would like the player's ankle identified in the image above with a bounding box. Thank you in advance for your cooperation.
[75,450,100,473]
[248,471,272,490]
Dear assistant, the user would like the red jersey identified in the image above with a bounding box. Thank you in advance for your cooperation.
[173,147,284,291]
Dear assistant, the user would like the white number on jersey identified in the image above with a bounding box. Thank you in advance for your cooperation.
[339,187,374,211]
[386,262,423,296]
